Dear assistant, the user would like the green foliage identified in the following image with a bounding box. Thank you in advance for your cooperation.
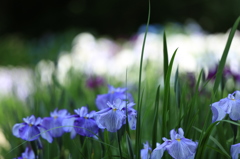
[1,11,240,159]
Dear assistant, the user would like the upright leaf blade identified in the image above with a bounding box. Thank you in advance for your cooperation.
[163,31,169,82]
[126,134,134,159]
[135,1,151,159]
[213,16,240,93]
[152,85,160,150]
[162,48,178,137]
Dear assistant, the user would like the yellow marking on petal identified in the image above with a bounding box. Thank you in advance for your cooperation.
[113,108,117,111]
[176,139,181,142]
[29,124,33,127]
[54,116,58,119]
[231,99,235,101]
[84,117,88,119]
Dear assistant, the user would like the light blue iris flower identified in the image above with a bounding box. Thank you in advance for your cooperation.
[211,91,240,123]
[12,115,53,143]
[151,128,198,159]
[95,85,134,110]
[231,143,240,159]
[41,109,70,138]
[95,98,136,132]
[62,107,99,138]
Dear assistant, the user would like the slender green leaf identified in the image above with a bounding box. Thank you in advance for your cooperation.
[163,31,169,82]
[152,85,160,150]
[213,16,240,93]
[136,1,151,159]
[194,126,231,158]
[126,133,134,159]
[162,48,178,137]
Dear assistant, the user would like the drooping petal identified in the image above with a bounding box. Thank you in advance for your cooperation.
[211,103,227,123]
[96,94,109,110]
[12,123,25,138]
[38,126,53,143]
[128,109,137,130]
[42,117,65,137]
[62,116,76,132]
[19,125,40,141]
[229,100,240,121]
[166,138,198,159]
[74,118,99,137]
[151,142,167,159]
[97,109,126,132]
[231,143,240,159]
[70,128,77,139]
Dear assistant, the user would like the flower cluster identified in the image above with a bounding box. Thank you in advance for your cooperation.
[12,84,137,157]
[210,90,240,159]
[141,128,198,159]
[210,90,240,123]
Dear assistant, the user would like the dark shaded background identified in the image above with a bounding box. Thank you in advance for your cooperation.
[0,0,240,66]
[1,0,240,38]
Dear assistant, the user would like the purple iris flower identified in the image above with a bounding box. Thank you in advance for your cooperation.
[207,65,232,81]
[95,98,136,132]
[86,76,105,89]
[151,128,198,159]
[211,91,240,123]
[12,115,53,143]
[62,107,99,138]
[95,85,134,110]
[41,109,70,137]
[140,141,152,159]
[15,147,35,159]
[231,143,240,159]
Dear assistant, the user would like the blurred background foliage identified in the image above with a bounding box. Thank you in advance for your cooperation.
[0,0,240,66]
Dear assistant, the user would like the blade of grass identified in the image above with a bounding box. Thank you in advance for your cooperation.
[194,126,231,158]
[117,131,123,159]
[213,16,240,93]
[135,1,151,159]
[151,85,160,150]
[126,133,134,159]
[163,31,169,82]
[174,67,180,109]
[162,48,178,137]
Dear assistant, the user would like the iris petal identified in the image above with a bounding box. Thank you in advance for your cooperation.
[231,143,240,159]
[74,118,99,137]
[42,117,64,137]
[38,126,53,143]
[19,125,40,141]
[229,100,240,120]
[166,139,196,159]
[151,142,167,159]
[97,109,126,132]
[12,123,25,138]
[211,103,227,123]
